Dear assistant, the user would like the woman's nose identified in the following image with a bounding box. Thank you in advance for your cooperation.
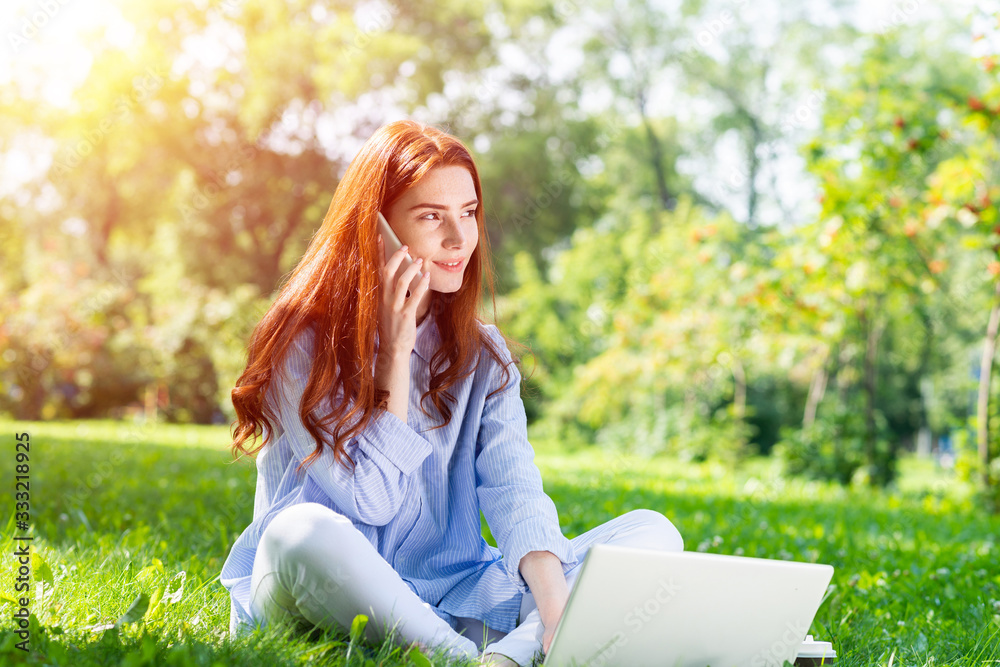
[443,214,466,248]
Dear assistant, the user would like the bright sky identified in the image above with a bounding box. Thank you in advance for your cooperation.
[1,0,128,106]
[1,0,998,224]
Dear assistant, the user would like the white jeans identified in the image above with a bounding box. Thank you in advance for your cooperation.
[249,503,684,666]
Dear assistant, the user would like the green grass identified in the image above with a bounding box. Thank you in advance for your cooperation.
[0,418,998,666]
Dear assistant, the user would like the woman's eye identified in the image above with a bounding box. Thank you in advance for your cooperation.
[419,209,476,220]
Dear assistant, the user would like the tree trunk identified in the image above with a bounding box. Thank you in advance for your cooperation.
[745,118,762,228]
[634,87,676,212]
[977,279,1000,489]
[803,348,830,428]
[835,344,850,406]
[861,301,887,486]
[732,357,746,421]
[915,305,935,454]
[640,115,676,212]
[95,182,121,270]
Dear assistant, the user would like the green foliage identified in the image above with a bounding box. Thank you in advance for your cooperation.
[502,196,767,462]
[0,246,269,423]
[0,267,149,421]
[596,400,753,465]
[775,407,868,486]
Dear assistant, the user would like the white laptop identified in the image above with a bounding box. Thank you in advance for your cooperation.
[543,544,835,667]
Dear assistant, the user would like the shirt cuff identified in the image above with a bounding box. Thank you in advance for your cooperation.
[501,519,578,592]
[360,409,433,475]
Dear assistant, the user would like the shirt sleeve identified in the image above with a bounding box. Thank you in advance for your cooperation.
[474,325,578,592]
[267,327,433,527]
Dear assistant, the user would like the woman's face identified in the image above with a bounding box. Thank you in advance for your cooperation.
[384,165,479,295]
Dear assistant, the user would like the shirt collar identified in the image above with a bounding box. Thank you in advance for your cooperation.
[374,314,439,363]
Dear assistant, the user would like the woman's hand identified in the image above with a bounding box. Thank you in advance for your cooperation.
[539,592,569,653]
[376,235,431,358]
[518,550,570,654]
[375,235,430,423]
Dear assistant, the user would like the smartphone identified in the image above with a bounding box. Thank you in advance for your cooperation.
[378,211,423,297]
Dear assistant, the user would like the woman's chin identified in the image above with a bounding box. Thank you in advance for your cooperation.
[431,276,464,294]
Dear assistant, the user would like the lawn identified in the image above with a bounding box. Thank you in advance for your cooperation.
[0,418,998,666]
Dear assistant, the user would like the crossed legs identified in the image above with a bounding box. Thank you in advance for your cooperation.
[249,502,479,659]
[249,503,683,666]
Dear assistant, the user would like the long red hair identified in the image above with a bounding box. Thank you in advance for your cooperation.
[230,120,518,471]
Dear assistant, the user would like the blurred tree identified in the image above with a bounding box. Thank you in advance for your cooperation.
[501,195,762,462]
[922,45,1000,505]
[800,26,987,485]
[0,0,555,420]
[673,0,859,228]
[559,0,861,227]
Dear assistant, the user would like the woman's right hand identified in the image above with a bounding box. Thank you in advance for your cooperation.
[376,235,431,360]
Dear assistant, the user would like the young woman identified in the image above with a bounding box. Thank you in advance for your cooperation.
[220,120,684,666]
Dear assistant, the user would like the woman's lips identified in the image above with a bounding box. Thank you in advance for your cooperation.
[433,258,465,272]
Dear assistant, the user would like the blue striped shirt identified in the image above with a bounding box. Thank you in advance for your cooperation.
[220,315,578,636]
